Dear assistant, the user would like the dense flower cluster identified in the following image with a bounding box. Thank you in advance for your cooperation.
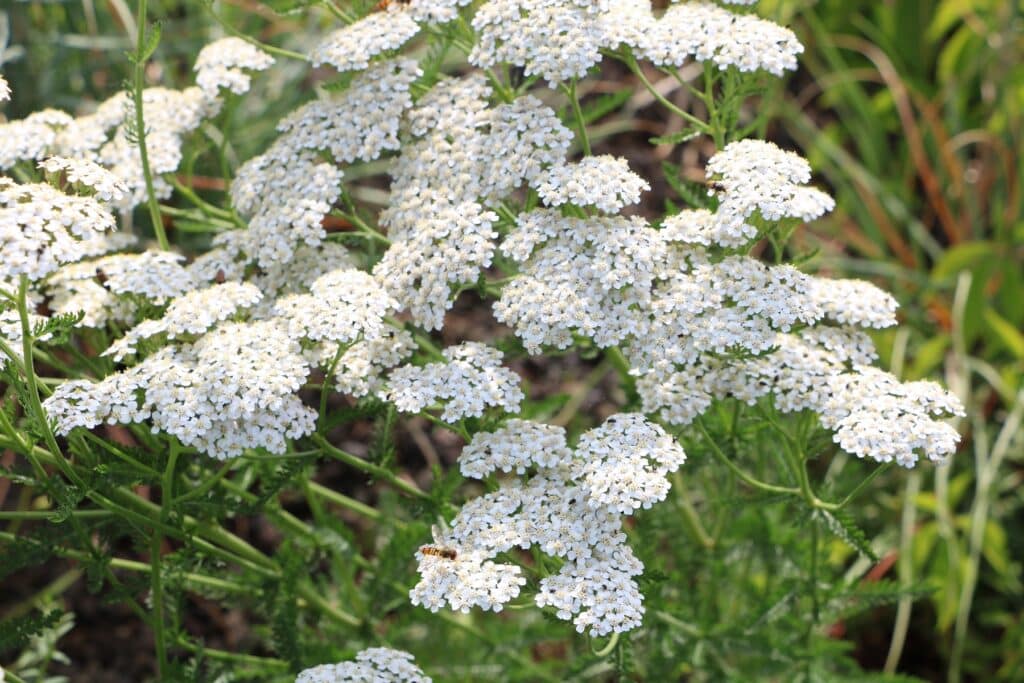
[411,414,686,634]
[231,59,419,266]
[662,141,835,248]
[469,0,802,84]
[194,37,275,97]
[2,0,967,665]
[311,10,421,73]
[104,282,263,361]
[375,75,571,328]
[496,210,666,352]
[383,342,524,422]
[38,157,129,203]
[0,177,117,281]
[45,320,316,459]
[297,647,431,683]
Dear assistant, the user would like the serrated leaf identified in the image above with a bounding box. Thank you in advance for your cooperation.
[815,509,878,562]
[0,609,64,655]
[139,20,163,61]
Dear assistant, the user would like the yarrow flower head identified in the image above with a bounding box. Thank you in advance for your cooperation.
[635,1,804,76]
[382,342,523,422]
[0,177,117,281]
[411,413,686,635]
[664,140,835,247]
[534,155,649,213]
[194,37,275,97]
[39,157,129,203]
[496,209,666,353]
[310,10,421,73]
[103,282,263,361]
[296,647,431,683]
[275,268,399,345]
[0,110,72,170]
[45,320,315,459]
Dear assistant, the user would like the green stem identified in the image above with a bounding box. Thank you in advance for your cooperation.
[312,434,430,501]
[131,0,169,250]
[672,472,714,550]
[307,481,383,522]
[296,582,360,627]
[319,341,348,427]
[805,516,820,681]
[591,631,619,658]
[205,4,309,61]
[621,52,709,132]
[175,637,290,670]
[836,462,893,509]
[0,510,112,520]
[169,177,239,221]
[694,418,799,496]
[565,80,592,156]
[337,209,391,245]
[170,460,234,506]
[151,440,181,677]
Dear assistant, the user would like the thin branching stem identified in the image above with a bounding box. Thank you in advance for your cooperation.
[131,0,169,250]
[312,433,431,500]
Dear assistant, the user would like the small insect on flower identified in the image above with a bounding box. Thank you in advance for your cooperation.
[705,180,728,195]
[420,545,458,560]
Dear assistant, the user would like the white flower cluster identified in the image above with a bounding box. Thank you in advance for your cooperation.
[382,342,523,422]
[41,240,202,328]
[535,155,649,213]
[0,74,9,101]
[469,0,802,84]
[230,145,344,267]
[632,266,961,466]
[637,1,804,76]
[296,647,431,683]
[194,37,275,97]
[373,198,499,331]
[39,156,129,203]
[376,75,571,329]
[92,250,196,302]
[411,414,686,634]
[405,0,474,24]
[822,366,965,466]
[667,140,835,247]
[99,86,218,210]
[182,233,413,396]
[470,0,624,84]
[0,109,69,169]
[231,59,419,266]
[103,282,263,361]
[807,277,899,328]
[0,39,267,211]
[44,320,315,459]
[275,268,398,345]
[323,328,418,399]
[311,11,421,73]
[0,177,117,281]
[495,209,666,353]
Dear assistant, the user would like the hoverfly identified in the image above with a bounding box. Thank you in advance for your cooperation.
[704,179,728,195]
[419,545,458,560]
[420,521,458,560]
